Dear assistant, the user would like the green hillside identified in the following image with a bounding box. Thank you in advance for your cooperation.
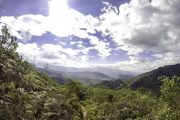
[93,79,126,89]
[0,25,180,120]
[128,64,180,95]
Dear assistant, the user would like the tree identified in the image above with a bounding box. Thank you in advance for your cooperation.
[0,25,18,59]
[0,25,32,84]
[155,76,180,120]
[67,81,87,101]
[160,76,180,108]
[0,25,19,82]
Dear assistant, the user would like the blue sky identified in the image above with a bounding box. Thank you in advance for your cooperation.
[0,0,180,72]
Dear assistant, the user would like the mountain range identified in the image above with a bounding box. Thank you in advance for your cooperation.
[38,63,180,96]
[129,63,180,95]
[37,65,135,85]
[96,63,180,95]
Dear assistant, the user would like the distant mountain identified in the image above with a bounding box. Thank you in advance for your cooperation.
[64,71,112,85]
[38,65,135,84]
[129,64,180,95]
[37,68,71,84]
[91,67,135,79]
[37,67,112,85]
[94,79,126,89]
[36,65,136,85]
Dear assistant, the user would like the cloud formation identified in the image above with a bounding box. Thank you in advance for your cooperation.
[1,0,180,72]
[95,0,180,71]
[97,0,180,55]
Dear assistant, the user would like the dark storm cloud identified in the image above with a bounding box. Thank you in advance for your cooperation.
[98,0,180,56]
[125,25,169,52]
[128,0,180,54]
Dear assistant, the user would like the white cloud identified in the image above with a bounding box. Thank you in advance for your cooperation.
[0,15,47,40]
[0,0,99,39]
[90,53,179,73]
[2,0,180,72]
[88,0,180,71]
[96,0,180,56]
[17,43,92,68]
[88,36,111,59]
[0,0,110,60]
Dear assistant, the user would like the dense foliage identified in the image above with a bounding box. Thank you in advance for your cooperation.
[0,25,180,120]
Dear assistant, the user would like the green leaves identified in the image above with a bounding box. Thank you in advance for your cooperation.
[160,76,180,107]
[0,25,17,57]
[154,76,180,120]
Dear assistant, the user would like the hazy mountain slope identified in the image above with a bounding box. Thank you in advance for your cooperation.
[64,71,112,85]
[44,65,135,79]
[94,79,126,89]
[86,67,135,79]
[37,68,71,84]
[37,68,112,85]
[37,65,135,85]
[129,64,180,95]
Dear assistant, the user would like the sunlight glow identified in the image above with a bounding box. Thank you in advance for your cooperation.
[48,0,70,20]
[48,0,75,37]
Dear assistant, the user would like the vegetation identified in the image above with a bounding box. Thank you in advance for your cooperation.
[93,79,126,89]
[0,25,180,119]
[129,64,180,96]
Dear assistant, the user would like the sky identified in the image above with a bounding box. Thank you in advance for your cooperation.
[0,0,180,73]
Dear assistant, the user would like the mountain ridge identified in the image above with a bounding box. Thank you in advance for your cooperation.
[37,66,135,85]
[129,63,180,95]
